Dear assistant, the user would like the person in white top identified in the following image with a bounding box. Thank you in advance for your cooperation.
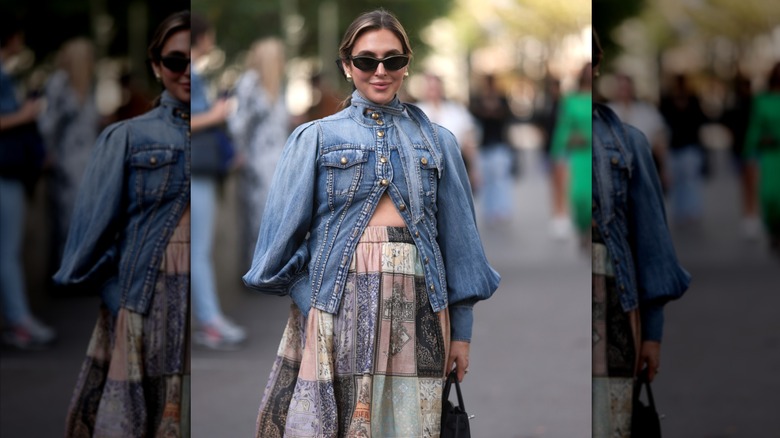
[416,73,481,191]
[607,73,670,191]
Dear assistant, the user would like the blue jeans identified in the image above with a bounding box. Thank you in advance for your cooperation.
[191,176,222,324]
[0,178,31,324]
[479,145,514,222]
[670,146,704,222]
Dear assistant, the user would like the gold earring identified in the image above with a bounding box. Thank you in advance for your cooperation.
[404,71,409,77]
[346,73,352,80]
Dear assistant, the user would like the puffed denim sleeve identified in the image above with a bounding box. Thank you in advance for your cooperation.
[243,122,317,305]
[435,127,501,342]
[624,124,691,341]
[53,122,126,290]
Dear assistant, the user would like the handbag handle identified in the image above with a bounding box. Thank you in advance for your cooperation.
[443,370,467,412]
[634,367,657,409]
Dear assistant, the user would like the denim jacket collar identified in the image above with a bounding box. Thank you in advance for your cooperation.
[159,90,190,127]
[349,90,443,223]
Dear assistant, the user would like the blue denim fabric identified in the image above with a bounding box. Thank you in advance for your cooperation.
[0,177,31,324]
[191,176,221,323]
[593,103,690,341]
[479,144,514,222]
[191,71,209,115]
[669,145,704,222]
[53,91,190,316]
[0,66,20,114]
[244,90,500,342]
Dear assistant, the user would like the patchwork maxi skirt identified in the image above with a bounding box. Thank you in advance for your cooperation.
[256,226,451,438]
[592,222,641,438]
[65,208,191,438]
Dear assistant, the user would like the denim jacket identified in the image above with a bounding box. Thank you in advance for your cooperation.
[243,90,500,342]
[54,91,190,315]
[593,103,690,341]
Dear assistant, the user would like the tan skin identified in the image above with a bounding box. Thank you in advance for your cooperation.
[344,29,471,382]
[190,30,230,132]
[0,32,42,131]
[151,30,191,105]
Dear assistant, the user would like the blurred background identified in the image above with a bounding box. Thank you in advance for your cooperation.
[595,0,780,436]
[190,0,593,437]
[0,1,187,436]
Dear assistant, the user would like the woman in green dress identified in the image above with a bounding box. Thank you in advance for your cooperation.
[744,61,780,255]
[551,63,593,247]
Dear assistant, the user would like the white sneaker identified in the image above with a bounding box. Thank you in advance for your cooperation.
[194,316,247,350]
[3,316,57,349]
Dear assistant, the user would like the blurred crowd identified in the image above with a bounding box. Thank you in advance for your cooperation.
[1,15,155,350]
[4,9,778,354]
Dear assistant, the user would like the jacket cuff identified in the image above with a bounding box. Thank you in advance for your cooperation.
[641,303,665,342]
[449,304,474,343]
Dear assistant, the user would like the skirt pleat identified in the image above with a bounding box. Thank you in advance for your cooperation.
[256,226,449,438]
[65,208,190,438]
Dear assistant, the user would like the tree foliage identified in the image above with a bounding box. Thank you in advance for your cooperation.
[192,0,454,63]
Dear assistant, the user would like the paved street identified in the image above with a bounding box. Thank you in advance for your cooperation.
[188,147,592,438]
[653,150,780,437]
[2,145,777,437]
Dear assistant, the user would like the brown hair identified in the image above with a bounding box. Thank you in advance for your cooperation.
[338,9,413,78]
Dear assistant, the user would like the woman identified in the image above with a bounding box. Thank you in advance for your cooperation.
[189,12,246,350]
[227,37,290,271]
[54,11,191,437]
[38,37,101,273]
[0,14,55,349]
[592,31,690,437]
[743,62,780,254]
[245,9,500,437]
[551,62,593,247]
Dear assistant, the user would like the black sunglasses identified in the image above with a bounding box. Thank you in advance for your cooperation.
[160,55,190,73]
[349,54,409,72]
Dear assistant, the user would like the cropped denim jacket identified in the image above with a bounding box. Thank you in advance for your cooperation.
[243,90,500,342]
[54,91,190,315]
[593,103,690,341]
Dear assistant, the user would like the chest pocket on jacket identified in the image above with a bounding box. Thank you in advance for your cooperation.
[415,148,438,201]
[320,149,368,197]
[130,148,178,200]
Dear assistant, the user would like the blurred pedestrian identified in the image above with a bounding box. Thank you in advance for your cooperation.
[245,9,500,437]
[37,37,101,277]
[660,73,709,225]
[743,62,780,255]
[302,72,342,123]
[54,11,191,436]
[607,73,669,192]
[470,73,514,225]
[227,37,290,271]
[416,72,481,191]
[551,63,593,246]
[592,31,690,437]
[0,12,56,349]
[722,73,761,239]
[190,12,246,349]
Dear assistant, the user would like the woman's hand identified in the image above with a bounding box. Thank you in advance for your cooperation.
[446,341,470,382]
[639,340,661,382]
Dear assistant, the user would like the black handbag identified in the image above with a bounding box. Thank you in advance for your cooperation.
[441,371,471,438]
[191,126,234,177]
[631,368,662,438]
